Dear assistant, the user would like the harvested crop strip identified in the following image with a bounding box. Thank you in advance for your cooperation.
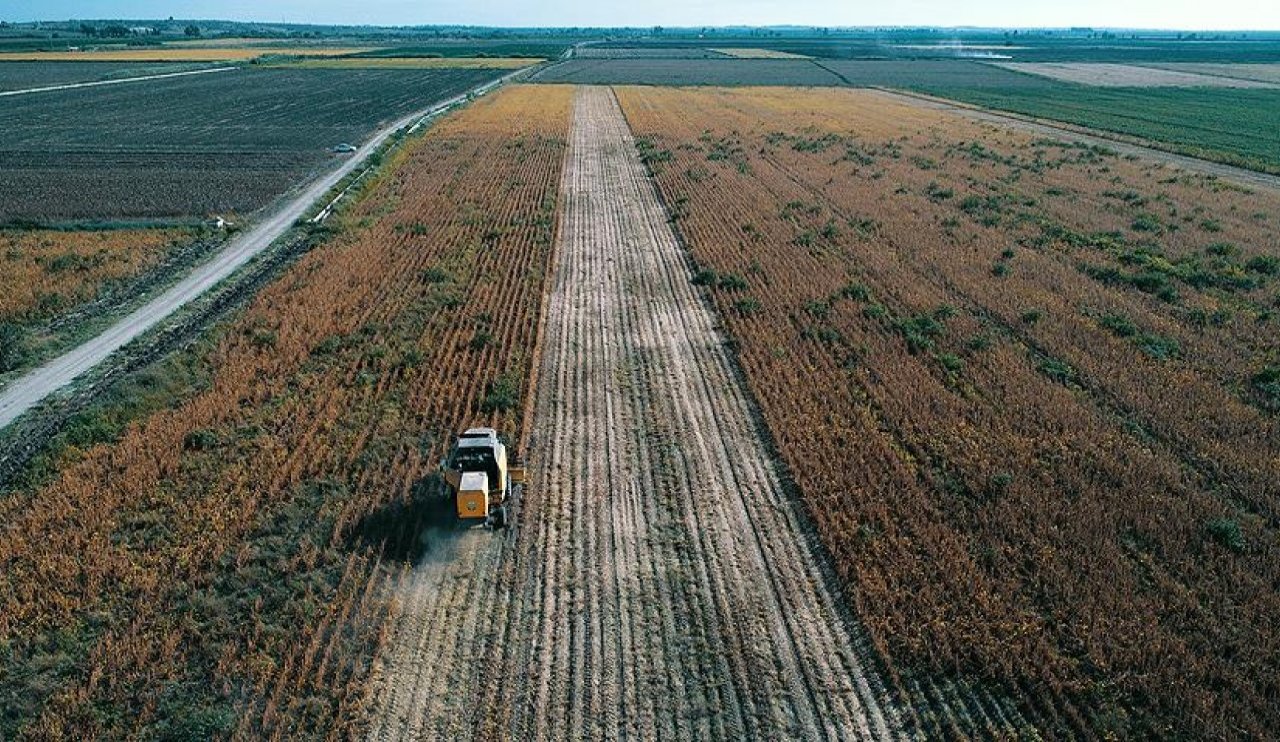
[367,85,899,740]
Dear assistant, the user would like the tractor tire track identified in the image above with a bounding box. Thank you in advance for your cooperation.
[365,85,900,740]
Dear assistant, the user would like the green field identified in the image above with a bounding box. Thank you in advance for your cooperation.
[916,82,1280,174]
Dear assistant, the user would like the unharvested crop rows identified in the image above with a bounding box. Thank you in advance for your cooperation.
[367,84,898,741]
[616,85,1280,737]
[0,85,571,738]
[0,226,196,378]
[0,228,184,324]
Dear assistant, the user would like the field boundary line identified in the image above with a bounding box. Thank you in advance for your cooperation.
[0,67,531,433]
[0,65,236,97]
[810,59,854,85]
[871,86,1280,191]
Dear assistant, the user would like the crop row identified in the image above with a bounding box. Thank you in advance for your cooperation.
[617,85,1280,738]
[0,84,573,738]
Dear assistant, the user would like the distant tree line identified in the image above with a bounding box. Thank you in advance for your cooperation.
[77,23,163,37]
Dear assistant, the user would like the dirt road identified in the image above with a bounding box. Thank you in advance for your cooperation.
[0,69,526,434]
[0,65,235,98]
[366,86,899,740]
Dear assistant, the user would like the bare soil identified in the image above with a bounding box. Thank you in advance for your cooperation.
[364,86,900,740]
[1144,62,1280,84]
[993,61,1278,88]
[712,48,812,59]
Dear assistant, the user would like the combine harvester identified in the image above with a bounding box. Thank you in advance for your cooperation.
[439,427,526,530]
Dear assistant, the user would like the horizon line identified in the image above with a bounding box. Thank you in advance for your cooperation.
[7,19,1280,34]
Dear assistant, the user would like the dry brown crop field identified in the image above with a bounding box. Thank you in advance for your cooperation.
[616,85,1280,737]
[0,227,208,378]
[0,85,571,738]
[0,229,184,324]
[6,71,1280,740]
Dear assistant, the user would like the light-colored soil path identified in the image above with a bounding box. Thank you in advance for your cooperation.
[365,85,901,740]
[0,65,234,97]
[0,69,525,433]
[873,87,1280,193]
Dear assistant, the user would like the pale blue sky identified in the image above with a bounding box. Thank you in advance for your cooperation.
[3,0,1278,30]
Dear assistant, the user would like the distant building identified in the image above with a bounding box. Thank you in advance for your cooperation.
[129,26,156,35]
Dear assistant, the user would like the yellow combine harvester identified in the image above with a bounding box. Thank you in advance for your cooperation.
[440,427,526,529]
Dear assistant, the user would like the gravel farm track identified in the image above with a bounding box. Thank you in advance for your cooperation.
[365,86,901,740]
